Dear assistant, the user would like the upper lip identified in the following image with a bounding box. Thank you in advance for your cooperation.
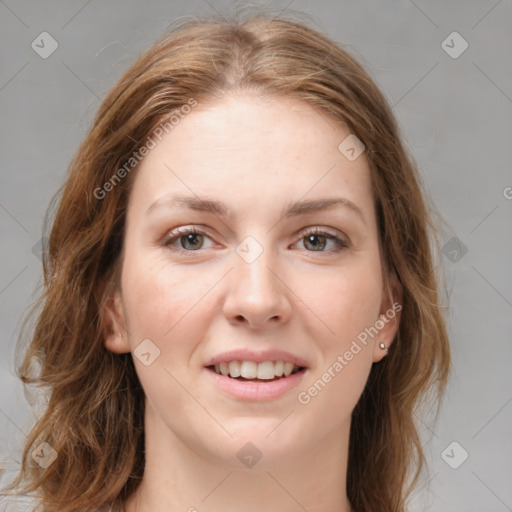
[204,349,309,368]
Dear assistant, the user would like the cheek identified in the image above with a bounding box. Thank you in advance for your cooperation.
[295,271,381,423]
[295,260,383,348]
[292,259,383,423]
[120,250,220,363]
[296,351,372,433]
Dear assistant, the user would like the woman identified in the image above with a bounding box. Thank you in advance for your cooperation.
[6,11,451,512]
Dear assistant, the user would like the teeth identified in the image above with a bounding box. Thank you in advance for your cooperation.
[228,361,241,378]
[274,360,284,377]
[240,361,258,379]
[219,361,229,376]
[256,361,275,380]
[283,362,294,377]
[212,360,302,379]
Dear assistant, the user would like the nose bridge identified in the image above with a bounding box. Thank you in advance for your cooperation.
[223,234,291,326]
[233,234,279,298]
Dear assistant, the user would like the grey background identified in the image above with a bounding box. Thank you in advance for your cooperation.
[1,0,511,510]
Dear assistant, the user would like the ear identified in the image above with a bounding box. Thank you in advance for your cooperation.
[102,282,131,354]
[372,271,403,362]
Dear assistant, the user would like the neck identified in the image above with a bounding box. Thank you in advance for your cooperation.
[124,403,354,512]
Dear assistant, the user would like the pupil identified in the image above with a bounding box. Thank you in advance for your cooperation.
[306,234,326,251]
[182,233,202,250]
[180,233,327,251]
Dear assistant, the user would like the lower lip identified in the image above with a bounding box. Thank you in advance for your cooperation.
[204,367,307,401]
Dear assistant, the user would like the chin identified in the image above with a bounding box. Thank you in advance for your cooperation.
[200,423,308,470]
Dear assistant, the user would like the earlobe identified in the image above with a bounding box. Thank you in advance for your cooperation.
[103,288,131,354]
[373,271,403,362]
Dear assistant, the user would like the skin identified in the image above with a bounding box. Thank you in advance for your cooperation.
[104,92,401,512]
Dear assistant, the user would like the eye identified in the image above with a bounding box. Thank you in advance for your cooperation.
[162,226,349,255]
[295,227,349,254]
[162,226,214,253]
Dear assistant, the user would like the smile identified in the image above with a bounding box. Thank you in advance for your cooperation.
[209,360,303,380]
[203,349,309,400]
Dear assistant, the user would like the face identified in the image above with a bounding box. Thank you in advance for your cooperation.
[105,92,400,468]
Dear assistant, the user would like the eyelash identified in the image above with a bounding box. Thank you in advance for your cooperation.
[162,226,349,256]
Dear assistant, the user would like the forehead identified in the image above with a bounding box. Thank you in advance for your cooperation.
[128,93,374,222]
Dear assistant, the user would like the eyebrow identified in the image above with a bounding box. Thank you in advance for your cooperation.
[145,194,366,225]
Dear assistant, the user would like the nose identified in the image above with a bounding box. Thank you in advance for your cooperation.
[222,245,292,330]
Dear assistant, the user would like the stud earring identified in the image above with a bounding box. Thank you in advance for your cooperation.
[379,342,389,354]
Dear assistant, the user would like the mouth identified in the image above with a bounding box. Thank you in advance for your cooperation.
[203,349,309,400]
[207,360,306,382]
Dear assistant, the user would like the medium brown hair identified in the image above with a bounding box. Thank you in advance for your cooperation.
[5,10,451,512]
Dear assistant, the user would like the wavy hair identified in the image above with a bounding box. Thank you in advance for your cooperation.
[4,10,451,512]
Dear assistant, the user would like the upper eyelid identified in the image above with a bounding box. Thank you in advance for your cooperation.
[163,225,348,248]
